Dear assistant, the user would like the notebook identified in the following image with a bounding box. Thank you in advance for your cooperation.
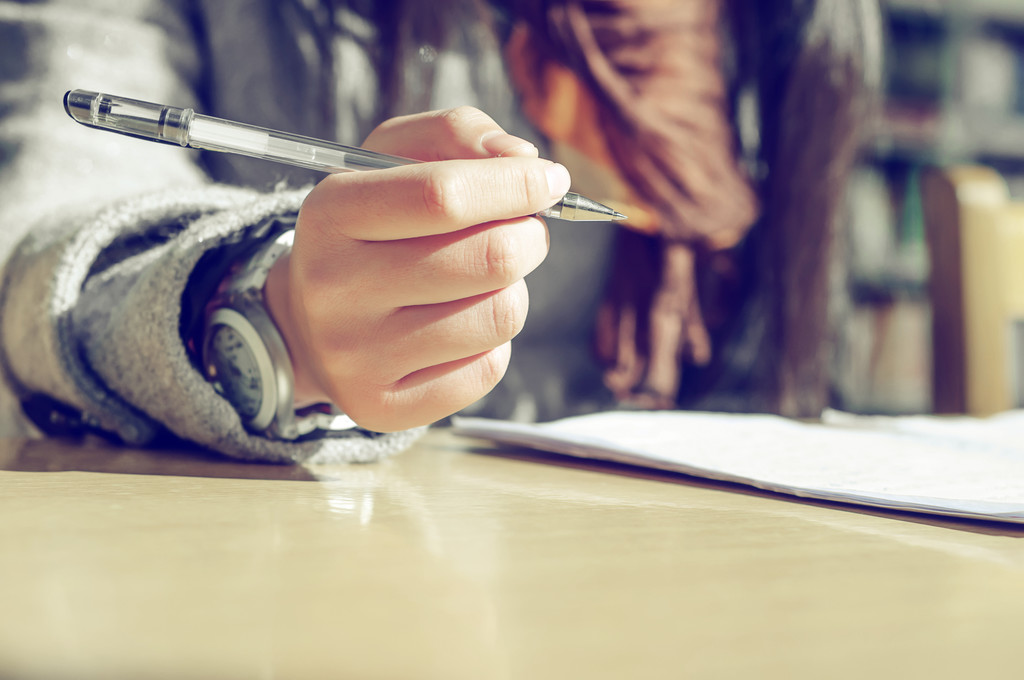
[453,409,1024,523]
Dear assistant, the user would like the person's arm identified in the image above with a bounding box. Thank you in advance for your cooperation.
[0,2,560,461]
[0,1,214,438]
[67,106,557,461]
[0,3,414,461]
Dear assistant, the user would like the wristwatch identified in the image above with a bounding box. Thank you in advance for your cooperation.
[201,230,354,440]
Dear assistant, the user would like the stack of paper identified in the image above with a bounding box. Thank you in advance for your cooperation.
[452,410,1024,523]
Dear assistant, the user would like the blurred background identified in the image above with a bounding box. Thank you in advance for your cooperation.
[835,0,1024,416]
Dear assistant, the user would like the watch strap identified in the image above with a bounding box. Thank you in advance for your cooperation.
[206,229,355,440]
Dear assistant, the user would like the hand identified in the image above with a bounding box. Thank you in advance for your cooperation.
[264,107,569,432]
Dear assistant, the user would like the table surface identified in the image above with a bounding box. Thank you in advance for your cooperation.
[2,429,1024,680]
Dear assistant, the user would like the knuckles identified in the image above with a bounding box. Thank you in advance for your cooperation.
[420,166,468,223]
[340,345,512,432]
[478,225,520,286]
[434,105,493,137]
[465,347,509,399]
[486,281,529,343]
[462,218,548,289]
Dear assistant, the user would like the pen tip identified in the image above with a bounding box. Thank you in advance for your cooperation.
[612,211,627,221]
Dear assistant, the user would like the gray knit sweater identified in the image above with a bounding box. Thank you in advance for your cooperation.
[0,0,614,462]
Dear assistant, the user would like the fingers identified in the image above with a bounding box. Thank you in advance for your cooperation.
[342,344,514,433]
[304,280,528,393]
[300,279,529,433]
[318,282,527,433]
[285,106,561,431]
[371,280,529,382]
[332,217,548,307]
[300,157,570,242]
[363,106,539,161]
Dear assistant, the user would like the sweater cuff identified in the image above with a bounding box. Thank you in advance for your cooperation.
[1,186,425,463]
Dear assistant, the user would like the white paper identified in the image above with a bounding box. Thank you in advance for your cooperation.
[452,410,1024,523]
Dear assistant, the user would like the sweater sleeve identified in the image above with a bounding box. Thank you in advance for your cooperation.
[0,1,424,462]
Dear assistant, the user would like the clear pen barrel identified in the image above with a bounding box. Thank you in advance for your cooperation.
[64,90,623,221]
[186,115,415,173]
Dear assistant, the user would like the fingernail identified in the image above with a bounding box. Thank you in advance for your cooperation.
[545,163,571,198]
[481,132,538,157]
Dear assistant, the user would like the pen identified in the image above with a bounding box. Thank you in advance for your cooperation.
[63,90,626,222]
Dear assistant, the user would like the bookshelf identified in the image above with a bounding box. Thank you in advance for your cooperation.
[835,0,1024,414]
[874,0,1024,167]
[885,0,1024,26]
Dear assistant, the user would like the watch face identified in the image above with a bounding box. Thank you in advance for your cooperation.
[207,323,263,419]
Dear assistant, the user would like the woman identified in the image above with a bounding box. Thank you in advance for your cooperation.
[0,0,877,461]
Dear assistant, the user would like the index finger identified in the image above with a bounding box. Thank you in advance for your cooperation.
[301,156,571,241]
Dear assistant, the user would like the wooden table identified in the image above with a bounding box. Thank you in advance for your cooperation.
[2,430,1023,679]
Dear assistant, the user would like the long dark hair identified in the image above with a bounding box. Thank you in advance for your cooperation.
[709,0,881,416]
[374,0,881,417]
